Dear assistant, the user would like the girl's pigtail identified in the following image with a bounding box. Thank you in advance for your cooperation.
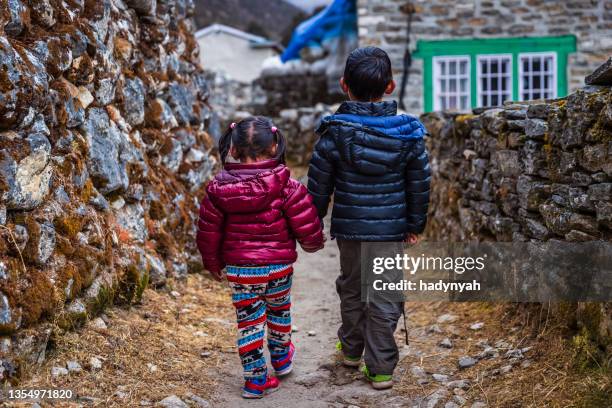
[274,128,287,164]
[218,125,233,164]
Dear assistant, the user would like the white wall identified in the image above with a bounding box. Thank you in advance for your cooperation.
[197,32,276,83]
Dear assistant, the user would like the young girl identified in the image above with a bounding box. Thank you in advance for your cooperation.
[197,116,324,398]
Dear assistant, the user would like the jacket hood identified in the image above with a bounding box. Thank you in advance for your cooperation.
[207,160,290,213]
[318,101,426,175]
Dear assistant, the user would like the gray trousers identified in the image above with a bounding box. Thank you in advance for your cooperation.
[336,239,404,375]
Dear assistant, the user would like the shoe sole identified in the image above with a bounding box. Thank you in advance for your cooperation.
[371,380,393,390]
[343,358,361,367]
[242,385,280,399]
[275,364,293,376]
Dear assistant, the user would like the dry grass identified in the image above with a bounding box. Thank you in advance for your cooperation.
[16,274,235,407]
[395,302,611,408]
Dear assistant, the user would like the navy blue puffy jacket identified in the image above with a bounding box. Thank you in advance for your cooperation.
[307,101,431,241]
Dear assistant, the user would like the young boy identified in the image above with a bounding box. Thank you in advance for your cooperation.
[307,47,431,389]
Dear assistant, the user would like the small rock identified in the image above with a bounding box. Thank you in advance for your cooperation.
[185,148,206,164]
[140,399,152,406]
[439,338,453,348]
[159,395,188,408]
[477,346,499,359]
[428,324,443,334]
[147,363,158,372]
[458,356,477,369]
[186,393,211,408]
[66,360,82,372]
[521,359,532,368]
[471,402,487,408]
[51,366,69,377]
[469,322,484,330]
[90,317,108,330]
[446,379,470,389]
[111,196,126,210]
[115,390,128,399]
[426,388,449,408]
[454,395,467,405]
[291,325,299,333]
[437,314,458,324]
[307,330,316,337]
[433,373,449,382]
[445,402,460,408]
[494,340,511,349]
[462,149,477,160]
[170,290,181,298]
[505,349,524,359]
[200,351,212,358]
[90,193,110,211]
[0,205,6,225]
[409,365,426,379]
[89,357,102,370]
[500,364,513,374]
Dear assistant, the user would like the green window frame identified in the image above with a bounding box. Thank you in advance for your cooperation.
[413,35,577,112]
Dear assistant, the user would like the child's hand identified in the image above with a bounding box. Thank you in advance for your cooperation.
[210,268,225,281]
[405,233,419,245]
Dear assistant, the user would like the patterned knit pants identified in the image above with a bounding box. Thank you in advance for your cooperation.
[227,264,293,381]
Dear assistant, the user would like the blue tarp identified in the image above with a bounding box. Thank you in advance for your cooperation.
[281,0,357,62]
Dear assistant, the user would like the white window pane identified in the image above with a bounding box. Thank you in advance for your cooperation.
[435,56,470,111]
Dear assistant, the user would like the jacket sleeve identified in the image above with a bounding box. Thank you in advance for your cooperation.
[197,194,225,273]
[307,134,335,219]
[284,182,325,252]
[405,140,431,234]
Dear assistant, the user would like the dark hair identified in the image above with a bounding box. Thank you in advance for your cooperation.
[219,116,286,165]
[343,46,393,101]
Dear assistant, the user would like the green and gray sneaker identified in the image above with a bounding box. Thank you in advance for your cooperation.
[361,365,393,390]
[335,341,361,367]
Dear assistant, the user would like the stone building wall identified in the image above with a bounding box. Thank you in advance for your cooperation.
[0,0,216,380]
[420,83,611,351]
[358,0,612,113]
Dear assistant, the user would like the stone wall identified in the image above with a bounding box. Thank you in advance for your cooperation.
[254,64,343,117]
[275,105,334,166]
[421,84,611,351]
[358,0,612,112]
[0,0,216,380]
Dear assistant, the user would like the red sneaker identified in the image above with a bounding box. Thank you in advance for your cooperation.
[242,376,280,399]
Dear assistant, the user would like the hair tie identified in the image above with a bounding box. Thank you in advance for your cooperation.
[230,122,236,129]
[271,126,278,133]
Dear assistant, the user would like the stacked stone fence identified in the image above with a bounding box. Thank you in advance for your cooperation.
[421,84,611,354]
[0,0,216,380]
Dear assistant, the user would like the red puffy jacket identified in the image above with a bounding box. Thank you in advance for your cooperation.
[197,159,324,273]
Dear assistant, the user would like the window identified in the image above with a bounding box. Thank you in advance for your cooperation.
[477,55,512,107]
[433,56,470,112]
[519,52,556,100]
[413,36,576,112]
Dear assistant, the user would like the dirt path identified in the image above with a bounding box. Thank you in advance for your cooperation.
[213,225,415,408]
